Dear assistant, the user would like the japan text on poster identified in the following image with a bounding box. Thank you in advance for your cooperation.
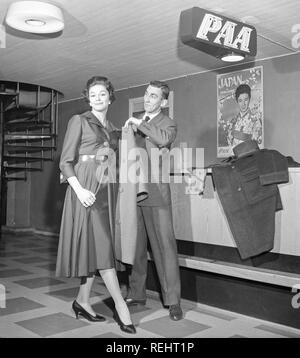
[217,66,263,157]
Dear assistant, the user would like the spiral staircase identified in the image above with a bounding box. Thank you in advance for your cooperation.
[0,80,61,235]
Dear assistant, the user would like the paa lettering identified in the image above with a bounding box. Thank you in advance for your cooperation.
[196,13,253,53]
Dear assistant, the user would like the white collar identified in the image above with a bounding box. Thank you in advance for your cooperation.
[143,110,161,121]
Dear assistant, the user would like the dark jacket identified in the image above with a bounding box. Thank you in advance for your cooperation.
[135,111,177,206]
[211,140,289,259]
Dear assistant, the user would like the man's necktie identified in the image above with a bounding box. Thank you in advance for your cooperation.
[137,116,150,138]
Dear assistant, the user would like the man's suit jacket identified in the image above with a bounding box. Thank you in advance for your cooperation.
[135,111,177,206]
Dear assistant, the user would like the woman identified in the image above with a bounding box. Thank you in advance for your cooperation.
[228,84,262,148]
[56,76,136,334]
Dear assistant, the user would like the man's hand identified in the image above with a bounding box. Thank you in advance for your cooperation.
[124,117,143,131]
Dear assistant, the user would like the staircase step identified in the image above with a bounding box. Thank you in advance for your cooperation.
[6,118,51,125]
[5,145,55,153]
[5,104,45,114]
[5,134,54,141]
[0,91,19,96]
[5,121,52,131]
[5,177,27,181]
[0,92,19,105]
[4,166,42,173]
[3,156,51,164]
[5,110,38,120]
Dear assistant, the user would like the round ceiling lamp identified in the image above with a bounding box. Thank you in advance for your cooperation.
[221,52,245,62]
[5,1,64,34]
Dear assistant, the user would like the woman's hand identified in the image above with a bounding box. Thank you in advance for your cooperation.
[75,187,96,208]
[67,176,96,208]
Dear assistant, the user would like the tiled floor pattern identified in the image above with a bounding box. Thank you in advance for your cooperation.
[0,232,300,338]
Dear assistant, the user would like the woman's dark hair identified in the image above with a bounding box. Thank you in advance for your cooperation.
[235,84,251,101]
[82,76,115,103]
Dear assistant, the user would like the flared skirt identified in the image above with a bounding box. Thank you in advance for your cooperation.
[56,160,116,277]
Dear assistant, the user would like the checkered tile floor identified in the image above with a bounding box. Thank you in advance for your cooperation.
[0,232,300,338]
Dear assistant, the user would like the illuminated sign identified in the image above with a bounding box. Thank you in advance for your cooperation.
[180,7,257,58]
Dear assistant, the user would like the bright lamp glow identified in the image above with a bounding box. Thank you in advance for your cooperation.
[5,1,64,34]
[221,52,245,62]
[25,19,46,27]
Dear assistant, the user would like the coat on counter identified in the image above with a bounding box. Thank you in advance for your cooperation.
[212,140,289,260]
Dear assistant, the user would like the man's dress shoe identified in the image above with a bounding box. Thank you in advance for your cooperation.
[125,298,146,306]
[169,304,183,321]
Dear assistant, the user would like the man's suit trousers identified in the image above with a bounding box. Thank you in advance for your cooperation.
[127,204,181,306]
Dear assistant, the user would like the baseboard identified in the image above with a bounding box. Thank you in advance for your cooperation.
[146,262,300,330]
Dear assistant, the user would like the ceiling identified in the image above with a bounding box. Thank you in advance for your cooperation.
[0,0,299,101]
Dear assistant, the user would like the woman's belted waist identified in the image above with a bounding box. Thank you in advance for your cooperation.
[79,154,108,163]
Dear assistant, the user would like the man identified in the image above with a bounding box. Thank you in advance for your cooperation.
[124,80,183,321]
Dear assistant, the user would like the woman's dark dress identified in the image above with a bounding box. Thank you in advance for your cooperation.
[56,111,119,277]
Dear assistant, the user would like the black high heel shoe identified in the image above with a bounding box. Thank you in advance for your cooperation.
[113,310,136,334]
[72,300,106,322]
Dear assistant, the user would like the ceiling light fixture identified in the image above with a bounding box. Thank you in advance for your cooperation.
[5,1,64,34]
[220,52,245,62]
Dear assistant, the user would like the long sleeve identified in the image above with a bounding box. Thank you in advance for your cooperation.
[257,150,289,185]
[138,119,177,147]
[59,115,82,183]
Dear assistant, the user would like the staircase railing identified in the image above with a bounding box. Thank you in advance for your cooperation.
[0,80,62,235]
